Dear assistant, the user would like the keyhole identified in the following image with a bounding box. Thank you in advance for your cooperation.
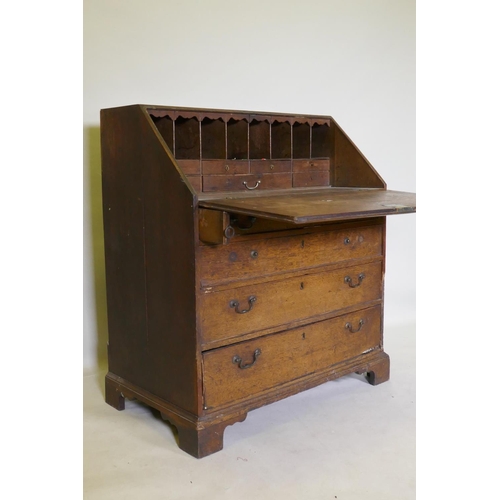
[300,282,304,290]
[302,332,306,339]
[301,240,305,248]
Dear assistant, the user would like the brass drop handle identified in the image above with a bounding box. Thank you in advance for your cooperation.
[229,295,257,314]
[243,180,261,190]
[233,349,261,369]
[344,273,365,288]
[345,319,364,333]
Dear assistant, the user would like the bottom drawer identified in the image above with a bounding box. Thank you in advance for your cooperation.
[202,305,381,409]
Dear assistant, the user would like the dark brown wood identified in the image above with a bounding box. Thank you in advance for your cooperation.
[201,118,225,159]
[147,105,330,127]
[202,173,292,192]
[333,121,386,188]
[293,123,310,158]
[151,115,173,151]
[292,159,330,172]
[202,159,249,175]
[101,105,200,415]
[293,171,330,187]
[172,416,247,459]
[249,120,270,159]
[101,104,415,458]
[105,373,125,410]
[198,188,416,224]
[227,119,248,159]
[175,117,200,159]
[250,159,291,173]
[176,159,201,175]
[186,175,201,192]
[271,122,292,159]
[311,123,331,157]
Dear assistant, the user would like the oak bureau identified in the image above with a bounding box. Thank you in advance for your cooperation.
[101,104,416,458]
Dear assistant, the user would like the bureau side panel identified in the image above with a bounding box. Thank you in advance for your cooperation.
[139,107,199,414]
[101,105,199,415]
[332,119,386,188]
[101,107,149,385]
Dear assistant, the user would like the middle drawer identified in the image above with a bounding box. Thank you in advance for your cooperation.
[200,261,382,346]
[199,224,383,287]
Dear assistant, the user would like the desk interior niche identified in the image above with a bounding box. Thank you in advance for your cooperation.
[147,107,386,193]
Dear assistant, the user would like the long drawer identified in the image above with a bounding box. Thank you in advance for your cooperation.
[199,224,383,287]
[200,261,382,345]
[203,305,382,409]
[202,173,292,192]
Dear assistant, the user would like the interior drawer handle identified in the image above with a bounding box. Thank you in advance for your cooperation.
[233,349,261,369]
[243,180,261,190]
[344,273,365,288]
[345,319,364,333]
[229,295,257,314]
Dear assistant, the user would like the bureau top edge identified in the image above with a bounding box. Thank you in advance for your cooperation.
[101,103,333,126]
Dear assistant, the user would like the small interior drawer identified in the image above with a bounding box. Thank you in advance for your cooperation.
[202,173,292,193]
[292,159,330,172]
[250,160,291,173]
[202,160,249,175]
[293,171,330,187]
[202,305,381,409]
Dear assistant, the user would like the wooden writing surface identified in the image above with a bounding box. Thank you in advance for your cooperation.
[199,188,416,224]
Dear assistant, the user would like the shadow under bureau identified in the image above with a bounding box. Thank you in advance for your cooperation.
[101,104,416,458]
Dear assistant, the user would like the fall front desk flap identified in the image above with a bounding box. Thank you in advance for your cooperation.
[198,188,416,225]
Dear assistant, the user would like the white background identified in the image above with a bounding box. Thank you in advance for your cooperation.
[83,0,416,372]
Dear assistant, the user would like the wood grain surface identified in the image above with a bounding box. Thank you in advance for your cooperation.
[199,223,382,286]
[199,188,416,223]
[200,261,382,345]
[203,305,382,408]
